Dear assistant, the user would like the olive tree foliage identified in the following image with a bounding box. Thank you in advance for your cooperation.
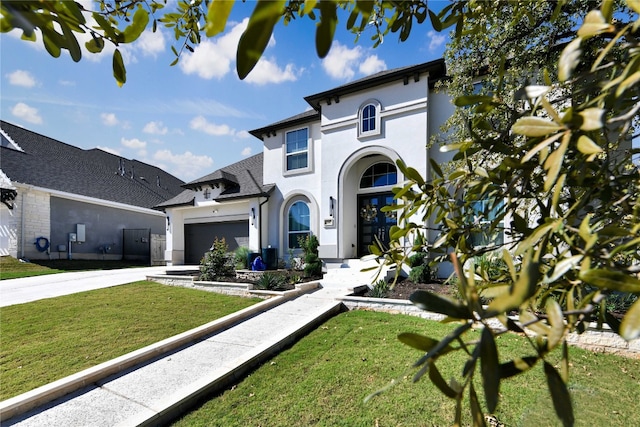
[0,0,430,85]
[371,1,640,425]
[2,1,640,425]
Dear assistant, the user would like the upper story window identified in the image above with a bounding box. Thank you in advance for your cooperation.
[285,128,309,172]
[360,163,397,188]
[358,100,381,138]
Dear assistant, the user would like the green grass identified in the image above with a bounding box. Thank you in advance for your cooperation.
[0,256,149,280]
[173,310,640,427]
[0,281,262,400]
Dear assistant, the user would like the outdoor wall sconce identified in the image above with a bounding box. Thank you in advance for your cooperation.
[329,196,335,217]
[166,216,170,230]
[251,207,256,225]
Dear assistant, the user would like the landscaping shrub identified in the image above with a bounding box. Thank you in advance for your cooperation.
[369,279,389,298]
[200,238,235,281]
[254,272,288,291]
[299,235,322,278]
[234,246,250,270]
[408,233,430,283]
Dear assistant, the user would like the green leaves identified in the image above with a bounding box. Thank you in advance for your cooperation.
[112,49,126,87]
[316,1,338,58]
[544,362,574,427]
[620,298,640,341]
[512,117,565,137]
[480,327,499,413]
[205,0,236,37]
[410,290,471,319]
[237,0,285,79]
[579,268,640,293]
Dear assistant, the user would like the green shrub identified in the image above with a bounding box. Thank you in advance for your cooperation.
[408,233,430,283]
[255,272,287,291]
[234,246,250,270]
[200,238,235,281]
[299,235,322,278]
[369,279,389,298]
[409,264,431,284]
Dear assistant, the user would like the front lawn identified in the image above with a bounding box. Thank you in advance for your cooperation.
[173,310,640,427]
[0,281,262,400]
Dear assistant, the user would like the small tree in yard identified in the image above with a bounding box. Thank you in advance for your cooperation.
[200,237,235,281]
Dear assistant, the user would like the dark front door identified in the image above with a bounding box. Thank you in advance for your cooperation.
[357,193,396,257]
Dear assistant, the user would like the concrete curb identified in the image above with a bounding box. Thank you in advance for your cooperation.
[0,284,319,422]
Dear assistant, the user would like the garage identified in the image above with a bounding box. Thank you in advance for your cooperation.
[184,221,249,265]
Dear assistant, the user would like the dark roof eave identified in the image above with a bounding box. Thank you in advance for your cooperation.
[304,59,447,110]
[214,184,275,202]
[154,197,195,210]
[249,110,320,140]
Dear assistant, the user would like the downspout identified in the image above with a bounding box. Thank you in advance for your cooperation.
[258,195,269,250]
[20,188,26,259]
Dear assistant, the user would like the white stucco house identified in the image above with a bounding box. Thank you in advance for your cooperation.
[158,59,455,273]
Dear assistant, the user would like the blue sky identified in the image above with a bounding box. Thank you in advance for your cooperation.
[1,1,448,182]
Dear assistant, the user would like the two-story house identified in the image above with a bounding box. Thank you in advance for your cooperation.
[158,59,454,274]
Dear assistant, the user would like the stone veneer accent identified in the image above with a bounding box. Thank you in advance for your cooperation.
[13,187,51,260]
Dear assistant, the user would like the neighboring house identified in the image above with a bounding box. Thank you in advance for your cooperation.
[0,120,184,263]
[159,59,455,274]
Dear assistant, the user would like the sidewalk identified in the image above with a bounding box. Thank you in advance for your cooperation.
[1,266,376,426]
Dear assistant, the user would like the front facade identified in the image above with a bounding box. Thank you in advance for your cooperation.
[0,121,184,263]
[160,60,454,271]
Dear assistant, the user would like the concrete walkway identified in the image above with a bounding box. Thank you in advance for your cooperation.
[0,265,378,426]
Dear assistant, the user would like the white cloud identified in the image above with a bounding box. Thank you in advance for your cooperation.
[11,102,42,124]
[190,116,235,136]
[359,55,386,75]
[97,146,120,156]
[101,113,119,126]
[244,57,299,85]
[121,137,147,156]
[427,30,446,52]
[179,19,247,80]
[7,70,37,87]
[153,149,214,180]
[322,42,363,80]
[235,130,251,139]
[241,147,253,156]
[59,80,76,86]
[322,42,388,80]
[143,121,168,135]
[136,30,165,58]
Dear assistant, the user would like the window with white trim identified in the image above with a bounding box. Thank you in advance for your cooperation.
[358,100,381,138]
[285,128,309,171]
[288,201,310,248]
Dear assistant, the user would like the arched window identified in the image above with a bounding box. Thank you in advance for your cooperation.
[288,201,310,248]
[360,163,397,188]
[362,104,376,132]
[358,100,381,138]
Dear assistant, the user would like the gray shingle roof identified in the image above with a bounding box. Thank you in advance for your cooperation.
[157,152,274,208]
[0,120,185,209]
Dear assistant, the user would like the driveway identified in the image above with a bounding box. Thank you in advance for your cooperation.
[0,266,167,307]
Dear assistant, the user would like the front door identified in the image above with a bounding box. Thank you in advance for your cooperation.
[357,193,396,257]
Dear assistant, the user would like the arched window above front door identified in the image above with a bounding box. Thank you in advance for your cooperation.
[288,201,310,249]
[360,163,397,189]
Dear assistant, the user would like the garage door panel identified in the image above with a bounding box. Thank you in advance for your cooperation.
[185,221,249,264]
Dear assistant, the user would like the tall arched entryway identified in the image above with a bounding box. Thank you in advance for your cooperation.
[337,147,402,259]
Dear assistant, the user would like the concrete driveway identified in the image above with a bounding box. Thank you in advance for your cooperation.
[0,266,167,307]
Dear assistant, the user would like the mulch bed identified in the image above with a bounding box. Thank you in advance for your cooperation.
[363,277,457,300]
